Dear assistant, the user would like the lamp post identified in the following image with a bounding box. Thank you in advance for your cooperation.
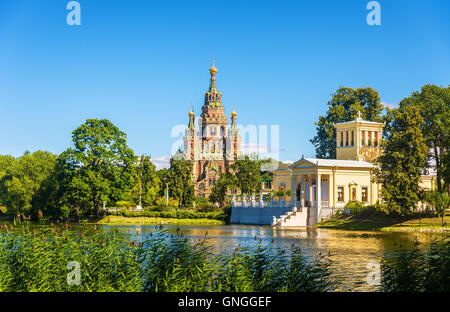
[163,177,169,207]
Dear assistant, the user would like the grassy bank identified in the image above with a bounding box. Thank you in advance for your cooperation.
[99,215,225,225]
[317,215,450,232]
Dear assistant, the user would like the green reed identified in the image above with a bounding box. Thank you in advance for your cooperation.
[0,224,336,292]
[381,237,450,292]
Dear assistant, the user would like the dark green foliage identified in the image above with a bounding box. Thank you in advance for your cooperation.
[0,151,59,217]
[130,155,160,207]
[400,85,450,191]
[374,105,429,216]
[209,173,237,204]
[158,159,195,208]
[110,209,227,221]
[58,119,136,219]
[231,156,261,195]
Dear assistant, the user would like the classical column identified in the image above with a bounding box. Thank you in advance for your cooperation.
[291,173,296,204]
[301,175,305,207]
[308,176,313,207]
[327,174,331,208]
[317,173,321,210]
[316,173,322,222]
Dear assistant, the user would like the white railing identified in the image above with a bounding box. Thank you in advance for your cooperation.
[232,200,302,208]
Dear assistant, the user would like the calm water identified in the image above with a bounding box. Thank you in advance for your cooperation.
[99,224,448,292]
[2,221,448,292]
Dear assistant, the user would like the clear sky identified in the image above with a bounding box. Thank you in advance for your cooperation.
[0,0,449,168]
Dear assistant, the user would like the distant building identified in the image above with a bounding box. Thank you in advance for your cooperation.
[272,113,436,212]
[181,61,241,196]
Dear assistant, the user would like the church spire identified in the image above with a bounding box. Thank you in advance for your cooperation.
[231,107,237,129]
[204,58,222,106]
[188,105,195,130]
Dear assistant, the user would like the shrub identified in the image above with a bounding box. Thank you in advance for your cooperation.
[110,209,227,221]
[116,201,135,209]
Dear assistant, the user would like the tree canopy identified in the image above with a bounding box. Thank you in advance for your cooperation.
[398,85,450,192]
[58,119,136,218]
[0,151,58,216]
[311,87,384,159]
[373,105,428,215]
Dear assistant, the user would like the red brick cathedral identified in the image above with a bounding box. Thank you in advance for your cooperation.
[182,60,241,196]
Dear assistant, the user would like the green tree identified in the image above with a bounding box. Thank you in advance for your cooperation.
[58,119,136,218]
[0,151,58,216]
[400,85,450,192]
[131,155,160,207]
[373,105,428,215]
[209,172,237,204]
[424,191,450,226]
[232,156,261,195]
[158,158,194,208]
[311,87,384,158]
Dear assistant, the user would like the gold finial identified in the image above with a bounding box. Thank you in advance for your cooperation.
[189,105,194,117]
[209,58,218,75]
[231,106,237,117]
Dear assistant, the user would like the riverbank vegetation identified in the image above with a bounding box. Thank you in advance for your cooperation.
[0,224,335,292]
[98,216,225,225]
[0,119,272,223]
[1,223,448,292]
[317,201,450,232]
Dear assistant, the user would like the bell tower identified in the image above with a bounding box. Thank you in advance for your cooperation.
[335,112,384,163]
[181,60,242,196]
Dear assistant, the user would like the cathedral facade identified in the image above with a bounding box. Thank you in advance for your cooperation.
[182,61,241,196]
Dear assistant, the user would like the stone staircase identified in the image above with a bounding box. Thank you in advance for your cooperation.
[272,207,308,227]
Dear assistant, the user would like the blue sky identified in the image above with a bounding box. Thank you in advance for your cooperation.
[0,0,449,167]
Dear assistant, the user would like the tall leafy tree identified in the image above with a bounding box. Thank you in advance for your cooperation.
[158,158,195,207]
[311,87,384,158]
[58,119,136,218]
[231,156,261,195]
[209,172,238,204]
[0,151,58,216]
[373,105,428,215]
[130,155,160,207]
[399,85,450,192]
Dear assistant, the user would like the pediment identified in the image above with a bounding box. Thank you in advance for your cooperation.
[290,158,316,169]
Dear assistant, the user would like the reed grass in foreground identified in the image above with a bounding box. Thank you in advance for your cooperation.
[0,223,334,292]
[1,223,449,292]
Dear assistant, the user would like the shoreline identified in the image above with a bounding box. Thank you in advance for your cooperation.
[316,218,450,233]
[98,215,226,226]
